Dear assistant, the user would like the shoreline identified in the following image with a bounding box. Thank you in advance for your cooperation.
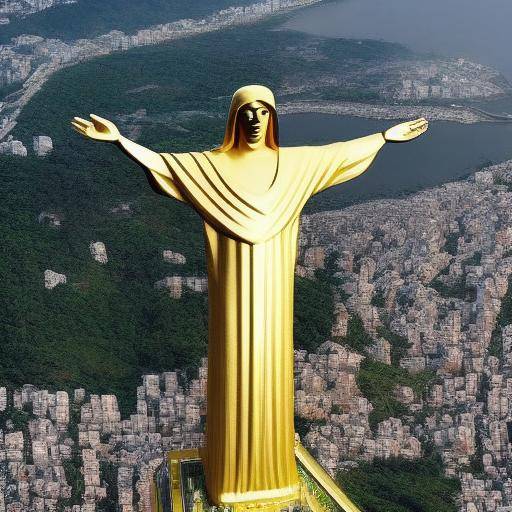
[278,99,512,124]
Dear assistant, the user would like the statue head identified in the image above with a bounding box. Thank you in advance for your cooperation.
[214,85,279,152]
[238,101,271,146]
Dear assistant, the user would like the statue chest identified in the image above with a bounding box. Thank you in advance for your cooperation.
[206,151,279,196]
[164,149,319,244]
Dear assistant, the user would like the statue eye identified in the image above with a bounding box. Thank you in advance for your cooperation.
[262,110,268,116]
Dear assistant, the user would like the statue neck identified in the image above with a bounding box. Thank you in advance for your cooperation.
[209,146,279,195]
[228,141,277,159]
[232,140,270,153]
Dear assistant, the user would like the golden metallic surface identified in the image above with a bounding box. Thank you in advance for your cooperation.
[150,482,160,512]
[72,85,428,509]
[171,449,201,512]
[295,443,361,512]
[155,444,361,512]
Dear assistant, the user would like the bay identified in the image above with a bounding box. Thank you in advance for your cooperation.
[283,0,512,80]
[280,113,512,211]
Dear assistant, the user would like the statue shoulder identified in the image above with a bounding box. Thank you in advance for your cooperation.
[160,150,191,159]
[278,145,322,164]
[202,149,223,162]
[158,152,209,180]
[279,145,321,155]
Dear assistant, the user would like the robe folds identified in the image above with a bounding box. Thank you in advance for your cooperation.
[153,133,386,506]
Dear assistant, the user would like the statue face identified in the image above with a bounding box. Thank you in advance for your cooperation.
[238,101,271,146]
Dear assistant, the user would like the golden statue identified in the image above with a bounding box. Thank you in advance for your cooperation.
[72,85,428,511]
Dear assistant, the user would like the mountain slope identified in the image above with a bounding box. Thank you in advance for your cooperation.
[0,0,256,43]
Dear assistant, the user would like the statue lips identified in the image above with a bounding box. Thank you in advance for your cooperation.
[248,126,262,142]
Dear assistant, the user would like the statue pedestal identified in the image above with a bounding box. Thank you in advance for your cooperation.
[152,444,361,512]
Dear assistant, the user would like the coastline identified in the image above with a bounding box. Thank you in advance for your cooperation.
[279,99,512,124]
[0,0,323,141]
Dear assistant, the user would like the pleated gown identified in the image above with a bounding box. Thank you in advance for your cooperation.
[153,133,385,506]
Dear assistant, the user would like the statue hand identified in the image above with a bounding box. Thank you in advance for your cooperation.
[71,114,120,143]
[384,118,428,143]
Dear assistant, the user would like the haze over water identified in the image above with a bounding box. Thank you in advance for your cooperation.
[284,0,512,80]
[278,1,512,210]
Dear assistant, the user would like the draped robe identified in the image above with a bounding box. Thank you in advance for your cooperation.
[150,133,385,506]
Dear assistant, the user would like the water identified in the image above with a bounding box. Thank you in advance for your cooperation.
[279,113,512,211]
[283,0,512,80]
[278,1,512,211]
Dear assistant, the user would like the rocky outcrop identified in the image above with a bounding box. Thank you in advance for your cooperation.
[89,241,108,264]
[37,211,62,228]
[155,276,207,298]
[0,135,26,156]
[162,250,186,265]
[44,269,66,289]
[32,135,53,156]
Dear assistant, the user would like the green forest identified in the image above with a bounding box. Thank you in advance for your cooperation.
[0,0,256,43]
[337,455,460,512]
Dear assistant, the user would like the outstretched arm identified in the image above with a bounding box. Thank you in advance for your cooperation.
[313,118,428,195]
[71,114,186,202]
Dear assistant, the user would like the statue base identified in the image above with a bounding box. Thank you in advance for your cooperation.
[151,443,361,512]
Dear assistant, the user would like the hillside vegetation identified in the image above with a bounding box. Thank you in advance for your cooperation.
[4,22,396,410]
[337,455,460,512]
[0,0,256,43]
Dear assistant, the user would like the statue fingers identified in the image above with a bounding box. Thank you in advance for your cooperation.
[415,121,429,133]
[409,119,427,129]
[71,123,87,137]
[409,119,428,133]
[90,113,113,130]
[407,124,428,139]
[409,125,424,134]
[71,121,86,132]
[73,116,93,128]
